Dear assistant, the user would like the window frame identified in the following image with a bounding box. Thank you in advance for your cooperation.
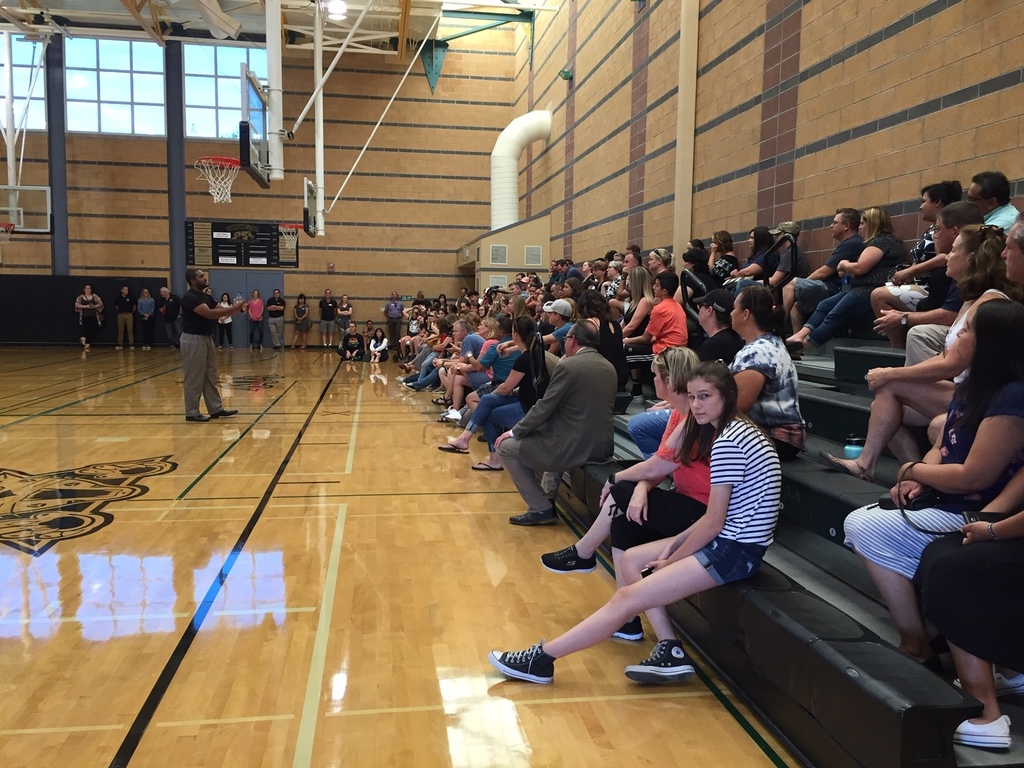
[183,42,268,141]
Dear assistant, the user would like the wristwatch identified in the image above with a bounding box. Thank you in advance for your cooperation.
[899,313,909,328]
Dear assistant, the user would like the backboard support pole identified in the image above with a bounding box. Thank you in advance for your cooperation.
[313,0,325,235]
[266,0,284,181]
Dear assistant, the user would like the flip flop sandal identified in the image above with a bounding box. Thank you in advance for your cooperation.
[471,463,503,471]
[437,443,469,454]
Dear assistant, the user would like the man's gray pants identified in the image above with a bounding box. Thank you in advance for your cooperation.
[181,333,224,418]
[497,437,561,514]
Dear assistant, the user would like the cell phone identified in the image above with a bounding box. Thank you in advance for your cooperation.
[640,566,654,579]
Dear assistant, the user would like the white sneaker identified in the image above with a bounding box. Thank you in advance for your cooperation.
[954,671,1024,697]
[443,408,462,422]
[953,715,1011,749]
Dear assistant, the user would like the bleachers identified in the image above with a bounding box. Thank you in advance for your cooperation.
[553,341,1024,768]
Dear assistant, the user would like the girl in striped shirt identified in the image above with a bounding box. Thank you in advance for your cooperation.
[489,361,782,685]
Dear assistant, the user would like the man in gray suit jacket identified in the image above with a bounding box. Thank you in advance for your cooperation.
[495,319,617,525]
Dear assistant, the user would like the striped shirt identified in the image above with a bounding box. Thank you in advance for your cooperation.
[709,419,782,545]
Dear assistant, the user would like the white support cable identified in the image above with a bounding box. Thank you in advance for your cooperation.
[327,10,441,214]
[288,0,375,138]
[16,39,47,184]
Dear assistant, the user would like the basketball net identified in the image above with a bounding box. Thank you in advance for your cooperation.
[195,157,241,204]
[0,223,14,245]
[279,225,300,251]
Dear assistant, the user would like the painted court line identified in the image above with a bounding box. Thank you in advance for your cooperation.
[0,607,317,626]
[293,503,348,768]
[327,690,713,717]
[343,371,366,475]
[156,714,295,728]
[1,724,125,735]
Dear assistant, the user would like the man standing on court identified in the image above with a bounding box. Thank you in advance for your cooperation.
[158,286,182,348]
[114,285,137,350]
[266,289,287,350]
[319,289,338,348]
[180,268,246,422]
[495,320,617,526]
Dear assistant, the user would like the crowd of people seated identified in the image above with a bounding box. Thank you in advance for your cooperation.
[387,173,1022,748]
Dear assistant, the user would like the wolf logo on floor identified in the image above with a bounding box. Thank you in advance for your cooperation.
[0,456,177,556]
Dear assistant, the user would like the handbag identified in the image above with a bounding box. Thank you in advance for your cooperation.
[886,463,1006,535]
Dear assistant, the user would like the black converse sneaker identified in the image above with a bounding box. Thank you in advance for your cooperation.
[488,643,555,684]
[612,615,644,641]
[624,639,695,683]
[540,544,597,573]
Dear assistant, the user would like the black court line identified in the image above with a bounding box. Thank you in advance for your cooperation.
[0,357,178,410]
[0,364,183,430]
[107,358,343,768]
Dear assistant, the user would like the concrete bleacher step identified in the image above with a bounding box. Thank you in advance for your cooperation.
[800,387,873,444]
[834,344,907,385]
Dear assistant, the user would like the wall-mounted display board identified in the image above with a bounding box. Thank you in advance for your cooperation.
[186,220,298,269]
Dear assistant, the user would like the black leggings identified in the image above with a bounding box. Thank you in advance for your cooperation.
[608,480,707,551]
[218,323,233,347]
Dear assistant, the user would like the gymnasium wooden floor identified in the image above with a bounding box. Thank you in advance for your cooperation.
[0,346,799,767]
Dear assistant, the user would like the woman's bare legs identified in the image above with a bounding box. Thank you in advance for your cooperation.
[861,557,931,660]
[573,498,616,558]
[543,548,715,659]
[827,379,954,478]
[950,642,1003,724]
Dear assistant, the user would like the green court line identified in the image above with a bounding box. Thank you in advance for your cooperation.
[0,363,184,430]
[176,382,297,500]
[558,513,790,768]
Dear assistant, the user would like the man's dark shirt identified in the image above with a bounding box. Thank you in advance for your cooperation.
[115,294,137,314]
[320,298,338,320]
[267,297,286,317]
[181,289,216,335]
[697,328,745,365]
[159,293,181,320]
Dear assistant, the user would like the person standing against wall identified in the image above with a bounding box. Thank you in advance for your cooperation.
[248,289,265,350]
[137,288,155,350]
[180,268,245,422]
[319,289,338,348]
[75,285,103,350]
[266,289,286,350]
[217,293,234,349]
[384,291,405,361]
[158,287,182,348]
[114,285,136,350]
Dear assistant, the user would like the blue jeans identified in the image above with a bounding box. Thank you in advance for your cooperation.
[249,319,264,347]
[627,409,671,459]
[804,290,871,347]
[483,402,526,451]
[467,393,519,433]
[409,367,441,391]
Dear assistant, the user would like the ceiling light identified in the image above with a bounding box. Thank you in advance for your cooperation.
[327,0,347,20]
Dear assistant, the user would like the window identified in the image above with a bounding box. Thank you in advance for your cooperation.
[183,44,267,139]
[524,245,543,267]
[65,38,165,135]
[489,244,508,265]
[0,35,47,131]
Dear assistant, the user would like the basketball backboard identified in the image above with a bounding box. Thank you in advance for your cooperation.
[0,186,52,232]
[239,64,271,189]
[303,177,317,237]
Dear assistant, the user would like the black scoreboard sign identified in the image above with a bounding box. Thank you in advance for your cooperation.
[186,220,299,269]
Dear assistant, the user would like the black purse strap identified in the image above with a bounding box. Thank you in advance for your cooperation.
[896,462,956,536]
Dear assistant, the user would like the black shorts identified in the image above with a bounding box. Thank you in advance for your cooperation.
[608,480,707,551]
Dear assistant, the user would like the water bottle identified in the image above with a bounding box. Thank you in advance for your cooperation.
[235,291,244,303]
[840,273,853,293]
[843,435,865,460]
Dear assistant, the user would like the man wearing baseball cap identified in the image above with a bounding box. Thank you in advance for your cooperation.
[692,289,745,362]
[542,298,575,355]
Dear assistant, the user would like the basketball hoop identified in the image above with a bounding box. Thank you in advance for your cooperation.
[0,223,14,244]
[279,223,301,250]
[195,156,241,204]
